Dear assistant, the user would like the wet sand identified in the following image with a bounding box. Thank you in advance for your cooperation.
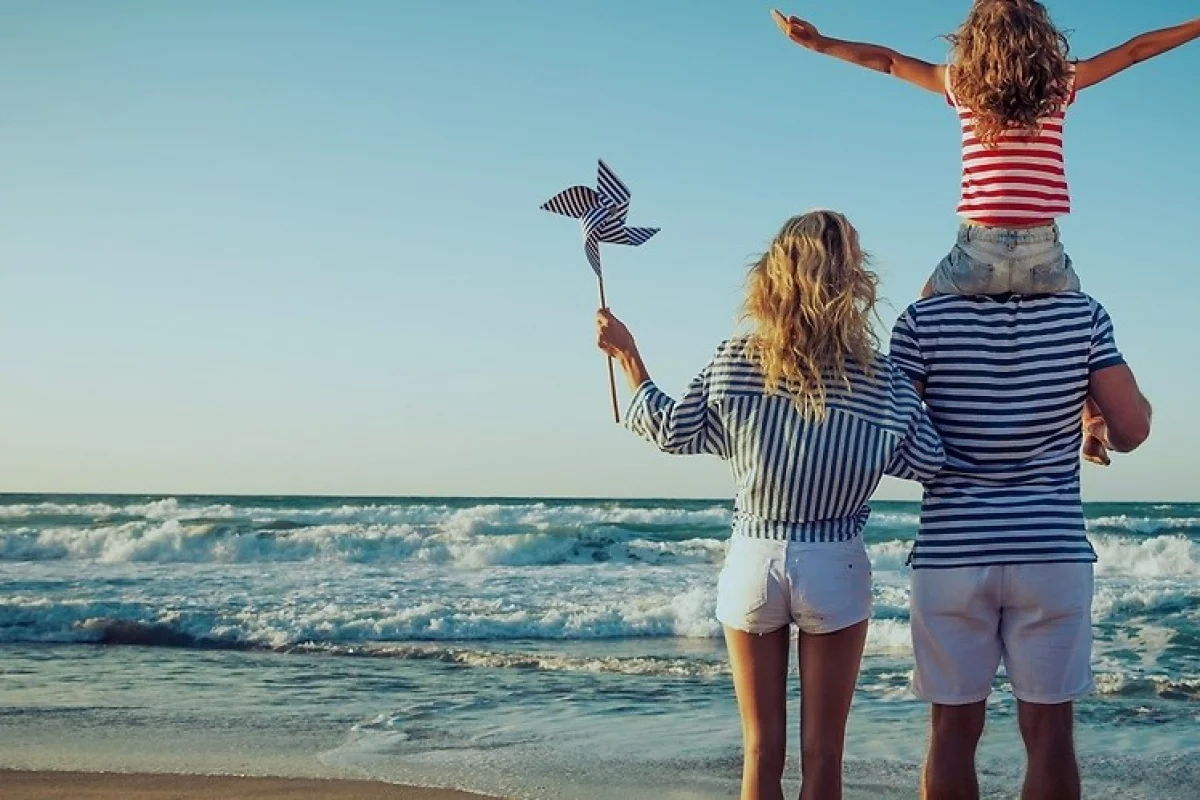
[0,771,501,799]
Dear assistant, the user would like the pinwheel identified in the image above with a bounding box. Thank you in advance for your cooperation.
[541,160,659,422]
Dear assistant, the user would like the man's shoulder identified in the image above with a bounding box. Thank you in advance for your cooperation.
[902,292,1105,325]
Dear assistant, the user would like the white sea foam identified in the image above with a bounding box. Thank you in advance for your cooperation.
[0,578,728,645]
[16,521,1191,578]
[868,511,923,528]
[0,520,730,566]
[1092,534,1200,578]
[867,539,914,572]
[1093,584,1199,618]
[865,619,913,654]
[0,587,933,654]
[1089,515,1200,535]
[303,643,732,679]
[0,497,735,531]
[0,500,127,519]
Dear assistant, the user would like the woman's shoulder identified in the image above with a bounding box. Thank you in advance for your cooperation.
[836,351,909,388]
[833,352,925,423]
[709,334,753,361]
[704,336,770,395]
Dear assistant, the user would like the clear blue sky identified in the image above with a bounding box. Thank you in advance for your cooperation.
[2,0,1198,500]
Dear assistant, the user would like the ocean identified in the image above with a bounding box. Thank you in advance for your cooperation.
[1,494,1197,799]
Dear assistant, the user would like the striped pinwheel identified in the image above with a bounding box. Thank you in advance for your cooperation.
[540,160,659,422]
[540,159,659,277]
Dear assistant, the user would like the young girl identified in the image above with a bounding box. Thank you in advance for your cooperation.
[772,1,1200,466]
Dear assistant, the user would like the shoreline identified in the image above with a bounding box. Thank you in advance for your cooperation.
[0,770,503,799]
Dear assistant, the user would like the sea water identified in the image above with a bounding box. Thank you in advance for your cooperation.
[1,495,1197,798]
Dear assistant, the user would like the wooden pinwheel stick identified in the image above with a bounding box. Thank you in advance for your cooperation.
[597,273,621,424]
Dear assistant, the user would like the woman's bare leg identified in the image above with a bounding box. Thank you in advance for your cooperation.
[798,620,869,800]
[725,625,791,800]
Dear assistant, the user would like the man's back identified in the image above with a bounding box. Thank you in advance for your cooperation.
[890,292,1125,568]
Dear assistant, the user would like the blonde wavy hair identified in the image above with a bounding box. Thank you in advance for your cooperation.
[742,210,879,420]
[947,0,1073,147]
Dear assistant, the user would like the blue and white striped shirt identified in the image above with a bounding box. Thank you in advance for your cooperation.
[889,293,1126,569]
[625,336,945,542]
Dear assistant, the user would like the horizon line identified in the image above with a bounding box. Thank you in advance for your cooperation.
[0,491,1193,506]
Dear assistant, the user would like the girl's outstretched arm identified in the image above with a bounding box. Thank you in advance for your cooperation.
[1076,16,1200,90]
[771,9,945,94]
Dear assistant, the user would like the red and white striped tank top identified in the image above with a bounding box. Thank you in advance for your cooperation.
[946,67,1076,227]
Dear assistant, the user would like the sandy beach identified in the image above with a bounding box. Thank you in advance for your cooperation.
[1,771,500,800]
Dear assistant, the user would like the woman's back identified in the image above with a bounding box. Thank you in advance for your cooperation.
[625,336,942,541]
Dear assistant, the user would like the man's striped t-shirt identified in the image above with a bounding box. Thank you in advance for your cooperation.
[624,336,945,543]
[889,293,1125,569]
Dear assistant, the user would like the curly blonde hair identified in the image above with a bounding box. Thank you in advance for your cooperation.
[742,210,880,420]
[947,0,1072,147]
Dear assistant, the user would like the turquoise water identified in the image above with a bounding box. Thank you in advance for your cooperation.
[1,495,1198,798]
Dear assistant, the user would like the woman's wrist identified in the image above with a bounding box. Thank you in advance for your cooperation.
[617,346,651,392]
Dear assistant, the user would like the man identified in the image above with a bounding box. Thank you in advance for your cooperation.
[889,291,1151,800]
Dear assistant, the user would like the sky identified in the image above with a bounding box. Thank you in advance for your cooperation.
[2,0,1199,501]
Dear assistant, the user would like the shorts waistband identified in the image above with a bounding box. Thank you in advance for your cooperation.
[731,507,870,543]
[958,222,1060,246]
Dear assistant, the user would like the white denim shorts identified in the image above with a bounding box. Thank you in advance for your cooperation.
[716,534,872,635]
[910,563,1095,705]
[932,223,1081,295]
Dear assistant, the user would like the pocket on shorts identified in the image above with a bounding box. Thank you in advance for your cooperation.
[794,539,873,634]
[716,540,771,621]
[1024,251,1081,294]
[932,244,997,295]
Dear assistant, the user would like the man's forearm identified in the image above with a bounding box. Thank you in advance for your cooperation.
[1106,394,1153,453]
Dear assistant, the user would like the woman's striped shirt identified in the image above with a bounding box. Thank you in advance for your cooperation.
[889,293,1126,569]
[624,336,945,542]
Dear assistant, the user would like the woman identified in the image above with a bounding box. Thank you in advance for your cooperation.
[595,210,944,800]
